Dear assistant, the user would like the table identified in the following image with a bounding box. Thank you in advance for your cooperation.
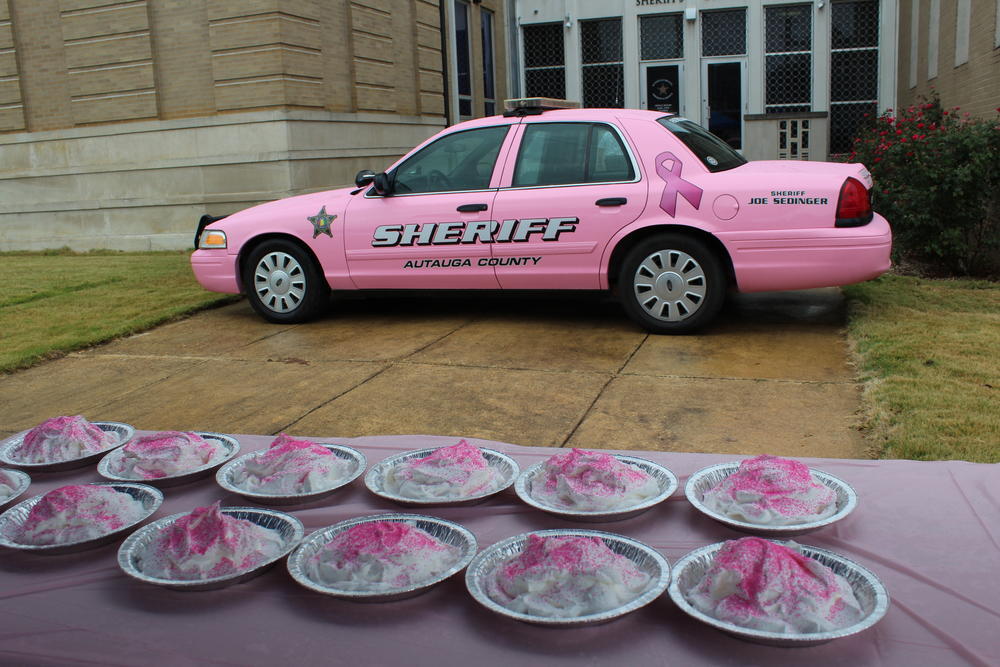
[1,434,998,666]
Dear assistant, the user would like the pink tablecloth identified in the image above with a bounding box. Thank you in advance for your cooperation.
[1,434,997,666]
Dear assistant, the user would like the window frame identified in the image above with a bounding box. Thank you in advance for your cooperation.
[366,125,513,198]
[505,121,641,191]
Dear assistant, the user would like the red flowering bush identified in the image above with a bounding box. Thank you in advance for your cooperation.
[845,93,1000,276]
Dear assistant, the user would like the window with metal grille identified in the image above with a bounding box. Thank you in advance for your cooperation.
[581,18,624,108]
[454,1,472,120]
[765,4,812,114]
[830,0,879,154]
[702,9,747,57]
[482,9,495,116]
[640,13,683,61]
[522,23,565,99]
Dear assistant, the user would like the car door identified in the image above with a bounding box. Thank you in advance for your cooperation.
[342,124,515,289]
[489,120,647,290]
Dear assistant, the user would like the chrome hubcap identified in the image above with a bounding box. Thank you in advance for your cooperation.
[254,252,306,313]
[633,249,707,322]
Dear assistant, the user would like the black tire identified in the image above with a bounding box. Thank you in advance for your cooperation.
[617,233,726,334]
[243,240,330,323]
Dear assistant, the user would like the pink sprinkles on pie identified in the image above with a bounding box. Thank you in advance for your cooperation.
[711,455,837,519]
[320,522,452,586]
[696,537,849,624]
[16,415,113,463]
[542,449,651,497]
[500,534,645,583]
[154,502,278,578]
[239,433,345,492]
[18,484,144,545]
[116,431,218,479]
[396,440,492,489]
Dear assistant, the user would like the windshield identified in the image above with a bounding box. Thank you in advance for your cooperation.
[657,116,747,173]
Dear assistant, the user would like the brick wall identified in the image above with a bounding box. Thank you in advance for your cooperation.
[1,0,455,133]
[0,2,24,131]
[898,0,1000,118]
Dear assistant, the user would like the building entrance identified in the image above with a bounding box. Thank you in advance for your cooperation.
[703,61,745,150]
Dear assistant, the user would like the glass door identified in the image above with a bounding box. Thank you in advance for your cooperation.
[702,60,745,150]
[641,63,682,114]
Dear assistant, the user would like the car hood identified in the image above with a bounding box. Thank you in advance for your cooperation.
[221,186,357,225]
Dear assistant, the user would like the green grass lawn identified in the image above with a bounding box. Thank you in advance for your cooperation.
[0,250,236,373]
[843,275,1000,463]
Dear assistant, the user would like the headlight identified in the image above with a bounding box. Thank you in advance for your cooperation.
[199,229,227,249]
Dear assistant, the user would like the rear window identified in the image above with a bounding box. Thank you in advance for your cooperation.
[656,116,747,173]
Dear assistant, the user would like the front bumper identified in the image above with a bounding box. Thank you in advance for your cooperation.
[191,249,240,294]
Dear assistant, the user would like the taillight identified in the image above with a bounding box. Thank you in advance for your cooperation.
[835,177,873,227]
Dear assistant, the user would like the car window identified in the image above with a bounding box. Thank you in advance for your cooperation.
[392,125,509,194]
[656,116,747,173]
[512,122,635,187]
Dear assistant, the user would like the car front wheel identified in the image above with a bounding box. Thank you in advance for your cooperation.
[243,240,329,323]
[617,233,726,334]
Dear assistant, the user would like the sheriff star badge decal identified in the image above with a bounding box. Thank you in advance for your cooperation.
[308,206,336,238]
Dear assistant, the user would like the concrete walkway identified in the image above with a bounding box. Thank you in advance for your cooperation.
[0,289,866,458]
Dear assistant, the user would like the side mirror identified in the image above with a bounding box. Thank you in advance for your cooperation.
[354,169,376,188]
[373,172,394,196]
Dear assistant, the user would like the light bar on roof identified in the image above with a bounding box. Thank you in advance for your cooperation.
[503,98,581,111]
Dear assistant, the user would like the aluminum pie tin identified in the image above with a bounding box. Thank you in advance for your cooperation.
[465,529,671,627]
[685,463,858,537]
[98,432,240,488]
[0,421,135,472]
[287,513,478,602]
[0,482,163,555]
[365,447,519,507]
[668,540,890,647]
[216,443,367,506]
[0,469,31,510]
[118,507,304,591]
[514,454,677,522]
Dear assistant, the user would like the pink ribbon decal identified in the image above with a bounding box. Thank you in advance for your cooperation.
[655,151,703,217]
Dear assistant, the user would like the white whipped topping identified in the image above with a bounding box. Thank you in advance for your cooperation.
[0,470,20,501]
[486,534,652,618]
[140,503,284,580]
[14,416,116,463]
[531,449,659,511]
[306,521,458,591]
[385,440,499,500]
[17,485,145,546]
[111,431,220,479]
[233,434,350,494]
[685,537,864,634]
[701,455,838,526]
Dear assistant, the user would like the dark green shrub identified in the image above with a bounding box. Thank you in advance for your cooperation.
[846,94,999,276]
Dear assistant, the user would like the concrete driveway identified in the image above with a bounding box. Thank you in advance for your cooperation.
[0,289,866,458]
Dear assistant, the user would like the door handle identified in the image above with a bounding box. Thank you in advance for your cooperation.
[595,197,627,207]
[457,203,488,212]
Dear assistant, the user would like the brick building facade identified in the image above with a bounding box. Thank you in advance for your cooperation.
[0,0,507,250]
[896,0,1000,118]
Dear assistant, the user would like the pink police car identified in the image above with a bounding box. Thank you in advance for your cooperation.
[191,99,891,334]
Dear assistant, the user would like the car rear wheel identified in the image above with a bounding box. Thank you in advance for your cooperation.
[618,233,725,334]
[243,240,329,323]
